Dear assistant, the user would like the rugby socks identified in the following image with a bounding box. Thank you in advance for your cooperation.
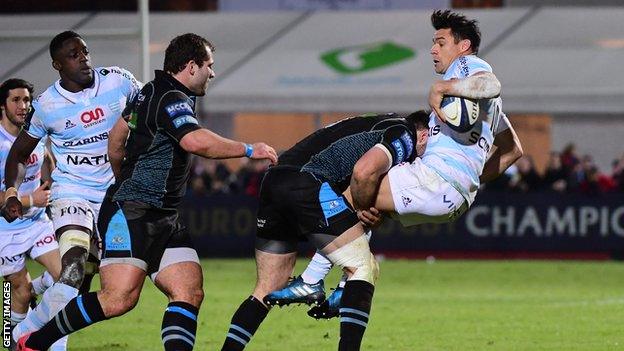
[10,310,26,327]
[301,251,333,284]
[25,292,106,350]
[338,280,374,351]
[12,282,78,341]
[161,301,199,351]
[222,296,269,351]
[31,270,55,295]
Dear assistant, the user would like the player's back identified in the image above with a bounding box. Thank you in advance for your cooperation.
[278,113,415,191]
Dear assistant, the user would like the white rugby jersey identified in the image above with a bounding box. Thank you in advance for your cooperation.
[25,66,141,203]
[0,124,46,230]
[422,55,510,205]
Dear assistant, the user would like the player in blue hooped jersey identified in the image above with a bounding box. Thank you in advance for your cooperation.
[0,78,68,350]
[2,31,141,345]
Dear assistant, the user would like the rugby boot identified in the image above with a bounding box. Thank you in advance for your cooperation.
[307,286,343,320]
[263,276,326,307]
[16,332,39,351]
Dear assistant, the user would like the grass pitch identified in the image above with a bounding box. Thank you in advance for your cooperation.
[25,259,624,350]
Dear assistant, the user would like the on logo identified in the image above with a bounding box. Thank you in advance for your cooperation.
[80,107,105,123]
[26,153,38,166]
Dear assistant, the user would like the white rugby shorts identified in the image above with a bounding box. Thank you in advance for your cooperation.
[50,198,102,258]
[0,216,58,276]
[387,158,468,226]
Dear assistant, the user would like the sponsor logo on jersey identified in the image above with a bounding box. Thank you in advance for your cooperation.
[399,131,414,158]
[172,115,198,129]
[458,56,470,77]
[65,119,77,130]
[165,101,194,117]
[99,68,110,76]
[80,107,106,128]
[257,218,266,228]
[63,131,109,147]
[66,153,109,166]
[25,153,38,166]
[391,139,405,162]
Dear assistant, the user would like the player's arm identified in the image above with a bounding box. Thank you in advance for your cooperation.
[350,146,391,210]
[429,72,501,122]
[159,92,277,164]
[108,118,130,179]
[480,117,523,183]
[2,131,41,221]
[180,129,277,164]
[41,148,55,184]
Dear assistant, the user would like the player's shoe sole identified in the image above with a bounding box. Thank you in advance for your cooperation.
[308,286,342,320]
[263,276,326,307]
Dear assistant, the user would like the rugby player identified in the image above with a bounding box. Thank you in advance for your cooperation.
[2,31,141,345]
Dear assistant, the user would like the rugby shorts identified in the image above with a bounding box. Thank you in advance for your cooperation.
[97,198,199,281]
[0,216,58,276]
[50,197,101,259]
[387,158,468,226]
[256,168,359,251]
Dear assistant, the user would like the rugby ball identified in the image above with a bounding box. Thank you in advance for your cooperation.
[440,96,479,132]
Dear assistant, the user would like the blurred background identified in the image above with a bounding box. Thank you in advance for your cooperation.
[2,0,623,258]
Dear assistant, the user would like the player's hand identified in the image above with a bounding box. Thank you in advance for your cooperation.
[1,196,23,223]
[32,181,51,207]
[357,207,384,228]
[251,142,278,165]
[428,80,448,123]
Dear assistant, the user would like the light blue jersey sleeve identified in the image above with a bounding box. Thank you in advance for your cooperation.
[443,55,492,80]
[24,102,48,140]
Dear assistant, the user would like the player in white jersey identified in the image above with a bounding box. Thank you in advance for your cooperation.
[267,9,524,320]
[0,78,67,350]
[2,31,141,344]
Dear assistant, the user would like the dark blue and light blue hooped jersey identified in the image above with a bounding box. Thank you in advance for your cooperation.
[277,113,418,192]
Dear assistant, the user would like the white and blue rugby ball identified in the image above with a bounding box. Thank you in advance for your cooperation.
[440,96,479,132]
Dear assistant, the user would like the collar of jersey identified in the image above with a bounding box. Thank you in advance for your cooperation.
[154,70,195,97]
[54,68,100,104]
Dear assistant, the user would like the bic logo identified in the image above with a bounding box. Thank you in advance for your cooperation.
[80,107,105,124]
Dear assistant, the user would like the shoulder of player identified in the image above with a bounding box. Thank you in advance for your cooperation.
[157,90,195,117]
[447,55,492,79]
[96,66,137,83]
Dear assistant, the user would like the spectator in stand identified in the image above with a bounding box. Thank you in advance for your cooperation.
[560,143,580,175]
[542,151,567,192]
[236,158,270,197]
[510,155,541,193]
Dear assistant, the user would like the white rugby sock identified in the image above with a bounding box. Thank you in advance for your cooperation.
[301,251,333,284]
[31,270,55,296]
[12,282,78,341]
[49,336,69,351]
[10,310,26,327]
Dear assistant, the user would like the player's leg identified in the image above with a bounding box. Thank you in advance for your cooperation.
[222,245,297,351]
[18,198,148,350]
[2,265,31,335]
[149,222,203,351]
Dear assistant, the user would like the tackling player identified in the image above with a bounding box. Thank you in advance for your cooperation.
[2,31,141,344]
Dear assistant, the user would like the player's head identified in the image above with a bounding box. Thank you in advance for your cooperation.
[405,110,430,157]
[0,78,33,127]
[49,31,94,89]
[164,33,215,96]
[430,10,481,74]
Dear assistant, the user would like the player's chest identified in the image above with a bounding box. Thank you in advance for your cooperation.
[48,96,126,140]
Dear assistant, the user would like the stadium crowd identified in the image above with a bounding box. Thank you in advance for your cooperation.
[187,144,624,197]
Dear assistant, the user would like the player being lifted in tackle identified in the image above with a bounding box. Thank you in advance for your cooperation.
[265,9,523,320]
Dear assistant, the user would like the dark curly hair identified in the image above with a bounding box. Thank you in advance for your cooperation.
[431,10,481,55]
[0,78,34,107]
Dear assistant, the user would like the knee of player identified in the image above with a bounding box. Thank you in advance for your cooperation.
[101,290,141,317]
[171,287,204,307]
[328,236,379,285]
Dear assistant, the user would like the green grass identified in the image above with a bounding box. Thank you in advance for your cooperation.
[23,259,624,350]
